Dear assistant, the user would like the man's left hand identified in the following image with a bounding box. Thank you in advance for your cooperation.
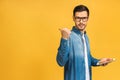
[98,58,115,66]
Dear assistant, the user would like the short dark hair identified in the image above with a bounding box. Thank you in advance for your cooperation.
[73,5,89,17]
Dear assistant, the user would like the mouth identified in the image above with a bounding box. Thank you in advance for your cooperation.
[78,24,84,27]
[77,24,86,30]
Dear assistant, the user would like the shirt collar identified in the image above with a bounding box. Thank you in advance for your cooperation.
[72,26,86,36]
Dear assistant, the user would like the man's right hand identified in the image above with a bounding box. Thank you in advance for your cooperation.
[59,28,71,40]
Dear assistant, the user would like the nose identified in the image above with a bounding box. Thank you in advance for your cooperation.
[80,19,83,23]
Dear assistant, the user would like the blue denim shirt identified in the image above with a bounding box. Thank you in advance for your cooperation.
[56,26,99,80]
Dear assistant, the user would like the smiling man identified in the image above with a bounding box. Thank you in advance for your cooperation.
[56,5,114,80]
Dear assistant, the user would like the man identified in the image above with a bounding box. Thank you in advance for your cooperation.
[56,5,115,80]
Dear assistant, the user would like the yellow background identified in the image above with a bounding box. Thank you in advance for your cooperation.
[0,0,120,80]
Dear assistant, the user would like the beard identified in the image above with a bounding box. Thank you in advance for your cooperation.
[76,23,86,31]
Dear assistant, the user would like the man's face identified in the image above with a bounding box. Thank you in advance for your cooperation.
[73,11,88,31]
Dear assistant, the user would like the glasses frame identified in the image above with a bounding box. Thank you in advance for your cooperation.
[74,16,88,22]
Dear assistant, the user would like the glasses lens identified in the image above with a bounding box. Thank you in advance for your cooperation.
[75,17,88,22]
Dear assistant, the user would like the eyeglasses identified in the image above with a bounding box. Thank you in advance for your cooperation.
[74,17,88,22]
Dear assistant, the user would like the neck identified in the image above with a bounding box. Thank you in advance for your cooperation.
[79,29,86,34]
[80,30,85,34]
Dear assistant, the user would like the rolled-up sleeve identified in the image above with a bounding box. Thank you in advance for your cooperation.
[90,54,100,66]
